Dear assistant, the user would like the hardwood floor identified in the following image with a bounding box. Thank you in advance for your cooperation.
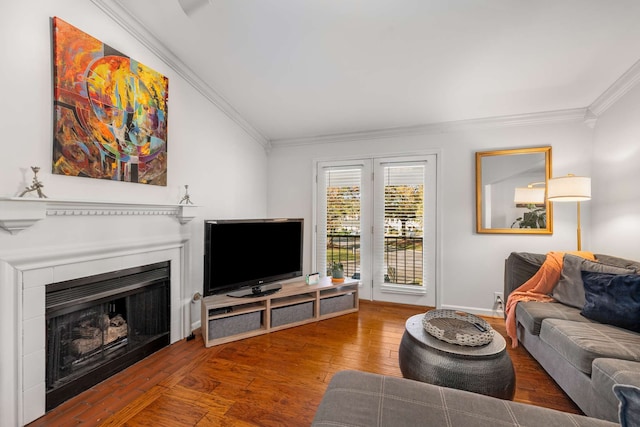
[28,301,581,426]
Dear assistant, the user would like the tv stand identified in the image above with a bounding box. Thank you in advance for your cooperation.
[227,283,282,298]
[201,277,359,347]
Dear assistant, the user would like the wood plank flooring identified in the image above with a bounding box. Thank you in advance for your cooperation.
[28,301,581,426]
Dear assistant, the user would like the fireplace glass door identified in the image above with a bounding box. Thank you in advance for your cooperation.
[45,262,170,410]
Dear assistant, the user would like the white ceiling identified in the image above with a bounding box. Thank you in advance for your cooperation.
[111,0,640,143]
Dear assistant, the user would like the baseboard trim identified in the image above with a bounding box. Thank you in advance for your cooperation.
[439,304,504,319]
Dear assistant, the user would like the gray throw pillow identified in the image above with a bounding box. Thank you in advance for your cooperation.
[613,384,640,427]
[552,254,635,309]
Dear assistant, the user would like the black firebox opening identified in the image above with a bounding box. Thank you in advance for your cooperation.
[45,261,171,411]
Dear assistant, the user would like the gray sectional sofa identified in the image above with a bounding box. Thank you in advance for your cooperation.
[312,252,640,426]
[312,370,620,427]
[504,252,640,423]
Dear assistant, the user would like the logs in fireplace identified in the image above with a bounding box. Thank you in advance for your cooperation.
[45,262,171,411]
[68,312,128,356]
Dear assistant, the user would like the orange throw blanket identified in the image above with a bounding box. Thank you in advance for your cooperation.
[505,251,595,348]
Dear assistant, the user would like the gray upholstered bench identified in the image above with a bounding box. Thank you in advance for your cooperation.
[312,370,619,427]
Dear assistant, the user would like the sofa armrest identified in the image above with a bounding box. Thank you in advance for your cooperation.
[504,252,546,298]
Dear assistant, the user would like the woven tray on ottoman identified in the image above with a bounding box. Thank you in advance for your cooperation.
[422,309,494,346]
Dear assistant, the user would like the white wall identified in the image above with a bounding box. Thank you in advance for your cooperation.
[591,84,640,260]
[2,0,636,326]
[267,121,594,315]
[0,1,269,325]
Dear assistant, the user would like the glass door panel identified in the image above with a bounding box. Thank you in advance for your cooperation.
[373,156,436,306]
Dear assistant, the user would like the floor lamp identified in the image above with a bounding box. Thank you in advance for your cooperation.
[547,174,591,251]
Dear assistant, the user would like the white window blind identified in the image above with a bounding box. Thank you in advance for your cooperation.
[326,168,362,235]
[383,165,424,238]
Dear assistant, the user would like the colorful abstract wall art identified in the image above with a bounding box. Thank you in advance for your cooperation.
[52,17,169,186]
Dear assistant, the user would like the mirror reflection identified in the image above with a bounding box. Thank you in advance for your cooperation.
[476,147,552,234]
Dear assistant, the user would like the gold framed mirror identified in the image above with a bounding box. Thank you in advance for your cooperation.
[476,146,552,234]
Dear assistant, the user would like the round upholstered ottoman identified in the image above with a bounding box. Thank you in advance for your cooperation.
[399,312,516,400]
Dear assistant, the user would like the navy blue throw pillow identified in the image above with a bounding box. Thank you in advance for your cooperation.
[581,272,640,332]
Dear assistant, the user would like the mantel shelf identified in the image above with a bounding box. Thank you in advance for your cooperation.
[0,197,199,234]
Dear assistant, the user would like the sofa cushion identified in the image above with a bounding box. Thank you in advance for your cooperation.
[552,254,636,309]
[312,370,617,427]
[581,272,640,332]
[592,358,640,395]
[595,254,640,272]
[591,358,640,420]
[515,301,591,336]
[540,319,640,375]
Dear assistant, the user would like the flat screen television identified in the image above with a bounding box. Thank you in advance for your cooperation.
[203,218,304,297]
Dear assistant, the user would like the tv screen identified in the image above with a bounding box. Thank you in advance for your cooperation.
[204,218,304,297]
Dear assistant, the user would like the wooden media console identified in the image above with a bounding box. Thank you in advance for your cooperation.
[201,277,359,347]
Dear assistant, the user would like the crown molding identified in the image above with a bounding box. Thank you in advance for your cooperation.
[589,58,640,116]
[583,108,599,129]
[269,108,590,147]
[90,0,271,151]
[90,0,640,150]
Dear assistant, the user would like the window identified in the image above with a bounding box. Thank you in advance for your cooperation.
[316,155,436,306]
[381,164,424,285]
[324,167,362,278]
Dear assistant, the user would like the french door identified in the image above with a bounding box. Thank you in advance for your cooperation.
[315,155,436,306]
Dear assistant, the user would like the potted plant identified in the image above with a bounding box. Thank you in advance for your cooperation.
[329,262,345,283]
[511,205,547,229]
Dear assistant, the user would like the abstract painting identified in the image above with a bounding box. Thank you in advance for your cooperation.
[52,17,169,186]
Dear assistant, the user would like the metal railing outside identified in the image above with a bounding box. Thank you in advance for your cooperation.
[327,234,423,284]
[327,234,361,279]
[384,236,423,285]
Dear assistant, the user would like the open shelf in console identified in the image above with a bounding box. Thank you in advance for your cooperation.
[207,301,265,319]
[318,282,359,318]
[201,277,359,347]
[319,285,358,299]
[270,293,315,308]
[271,300,315,329]
[203,299,267,345]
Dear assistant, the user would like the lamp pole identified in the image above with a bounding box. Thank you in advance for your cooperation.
[576,201,582,251]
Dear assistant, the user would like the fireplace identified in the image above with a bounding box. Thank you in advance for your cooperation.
[45,261,171,410]
[0,199,195,426]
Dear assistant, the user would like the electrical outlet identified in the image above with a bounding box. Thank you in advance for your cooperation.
[494,292,504,309]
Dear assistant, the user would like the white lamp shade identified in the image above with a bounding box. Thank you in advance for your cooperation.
[548,175,591,202]
[514,186,546,204]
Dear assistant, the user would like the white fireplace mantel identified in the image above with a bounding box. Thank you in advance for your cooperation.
[0,236,189,426]
[0,194,195,426]
[0,197,199,234]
